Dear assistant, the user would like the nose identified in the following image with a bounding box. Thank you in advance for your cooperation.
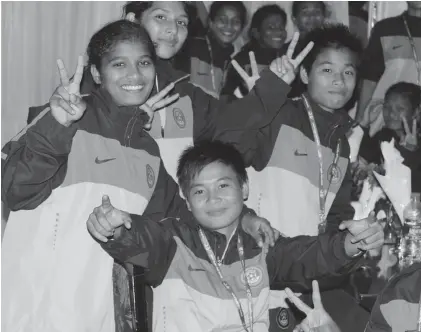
[332,73,345,87]
[126,63,142,80]
[207,190,221,204]
[165,20,177,36]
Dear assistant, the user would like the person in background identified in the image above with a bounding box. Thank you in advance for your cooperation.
[88,140,384,332]
[348,1,369,48]
[174,1,247,99]
[288,1,329,98]
[359,82,421,192]
[365,262,421,332]
[221,4,289,99]
[356,1,421,130]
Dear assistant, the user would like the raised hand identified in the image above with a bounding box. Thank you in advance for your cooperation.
[285,280,341,332]
[87,195,132,242]
[140,81,180,130]
[231,51,260,92]
[400,116,418,151]
[241,214,282,249]
[339,212,384,257]
[50,55,87,127]
[269,32,314,85]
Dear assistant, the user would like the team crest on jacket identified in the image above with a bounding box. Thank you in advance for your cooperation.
[276,308,290,329]
[327,163,342,184]
[173,108,186,128]
[240,266,263,287]
[146,164,155,188]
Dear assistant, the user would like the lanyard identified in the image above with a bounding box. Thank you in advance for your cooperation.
[205,36,229,96]
[302,95,341,234]
[198,228,254,332]
[403,15,421,85]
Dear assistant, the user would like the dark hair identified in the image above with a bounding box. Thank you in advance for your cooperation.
[292,1,326,17]
[385,82,421,112]
[209,1,247,27]
[177,140,248,197]
[249,5,287,40]
[298,24,363,74]
[123,1,197,28]
[87,20,156,69]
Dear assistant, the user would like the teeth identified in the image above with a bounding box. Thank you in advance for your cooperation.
[122,85,143,91]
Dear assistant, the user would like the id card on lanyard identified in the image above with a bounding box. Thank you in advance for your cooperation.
[302,94,341,234]
[198,228,254,332]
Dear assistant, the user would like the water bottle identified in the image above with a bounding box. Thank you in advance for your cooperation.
[398,193,421,269]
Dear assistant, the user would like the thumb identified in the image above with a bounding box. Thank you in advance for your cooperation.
[339,219,352,230]
[102,195,113,212]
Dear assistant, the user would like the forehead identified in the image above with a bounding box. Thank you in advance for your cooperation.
[385,93,412,106]
[297,2,324,13]
[313,47,358,67]
[191,162,238,184]
[261,13,286,26]
[103,41,151,60]
[147,1,187,17]
[215,5,241,17]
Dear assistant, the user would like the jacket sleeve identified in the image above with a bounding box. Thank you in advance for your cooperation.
[2,109,77,211]
[266,231,362,292]
[100,215,177,287]
[142,161,190,222]
[326,164,355,232]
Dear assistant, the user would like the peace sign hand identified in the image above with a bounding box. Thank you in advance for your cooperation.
[400,116,418,151]
[49,55,86,127]
[140,81,180,130]
[231,51,260,92]
[270,32,314,85]
[285,281,341,332]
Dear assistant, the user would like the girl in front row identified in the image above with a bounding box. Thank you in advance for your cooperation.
[1,20,276,332]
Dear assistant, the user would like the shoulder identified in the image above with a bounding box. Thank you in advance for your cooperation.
[372,14,406,37]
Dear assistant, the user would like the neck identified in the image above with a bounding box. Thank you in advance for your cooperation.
[215,220,239,238]
[318,104,335,113]
[407,7,421,17]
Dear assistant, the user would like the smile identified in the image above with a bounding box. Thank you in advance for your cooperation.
[207,208,227,217]
[122,85,144,91]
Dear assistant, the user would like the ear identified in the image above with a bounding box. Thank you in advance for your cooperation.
[125,12,136,22]
[186,199,192,211]
[90,65,101,85]
[251,27,260,41]
[242,182,249,201]
[300,66,309,85]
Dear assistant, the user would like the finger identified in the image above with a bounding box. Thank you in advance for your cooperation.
[412,118,417,137]
[57,97,76,115]
[87,220,109,242]
[311,280,323,309]
[249,51,259,77]
[72,55,85,89]
[124,219,132,229]
[281,57,295,75]
[292,41,314,68]
[152,93,180,111]
[57,59,70,86]
[285,287,311,315]
[93,207,115,233]
[287,32,300,59]
[402,115,411,136]
[351,224,380,243]
[231,59,250,82]
[263,227,275,247]
[358,238,384,251]
[273,229,281,242]
[102,195,113,211]
[148,82,175,106]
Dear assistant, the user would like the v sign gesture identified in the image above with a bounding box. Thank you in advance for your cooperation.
[270,32,314,85]
[231,51,260,93]
[400,115,418,151]
[50,55,87,127]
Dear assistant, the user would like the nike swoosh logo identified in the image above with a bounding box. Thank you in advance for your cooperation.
[188,265,206,272]
[392,45,402,50]
[95,157,116,164]
[197,72,209,76]
[294,150,307,156]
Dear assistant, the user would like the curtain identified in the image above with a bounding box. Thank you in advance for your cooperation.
[1,1,124,145]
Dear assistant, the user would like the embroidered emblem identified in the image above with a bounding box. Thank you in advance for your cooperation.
[276,308,290,329]
[327,163,342,184]
[240,266,263,287]
[173,108,186,129]
[146,164,155,188]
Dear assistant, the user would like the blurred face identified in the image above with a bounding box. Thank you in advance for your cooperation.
[186,162,248,237]
[140,2,189,59]
[407,1,421,10]
[259,14,287,49]
[383,93,413,131]
[209,5,243,45]
[293,2,325,34]
[304,48,357,112]
[94,41,155,106]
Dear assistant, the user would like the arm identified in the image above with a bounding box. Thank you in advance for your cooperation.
[355,24,385,125]
[2,110,76,211]
[266,231,362,292]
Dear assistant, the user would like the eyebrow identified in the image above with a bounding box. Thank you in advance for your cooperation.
[318,61,356,68]
[189,176,234,189]
[150,8,188,19]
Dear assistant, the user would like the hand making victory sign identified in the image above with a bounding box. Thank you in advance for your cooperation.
[232,32,315,91]
[400,115,418,151]
[50,55,86,127]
